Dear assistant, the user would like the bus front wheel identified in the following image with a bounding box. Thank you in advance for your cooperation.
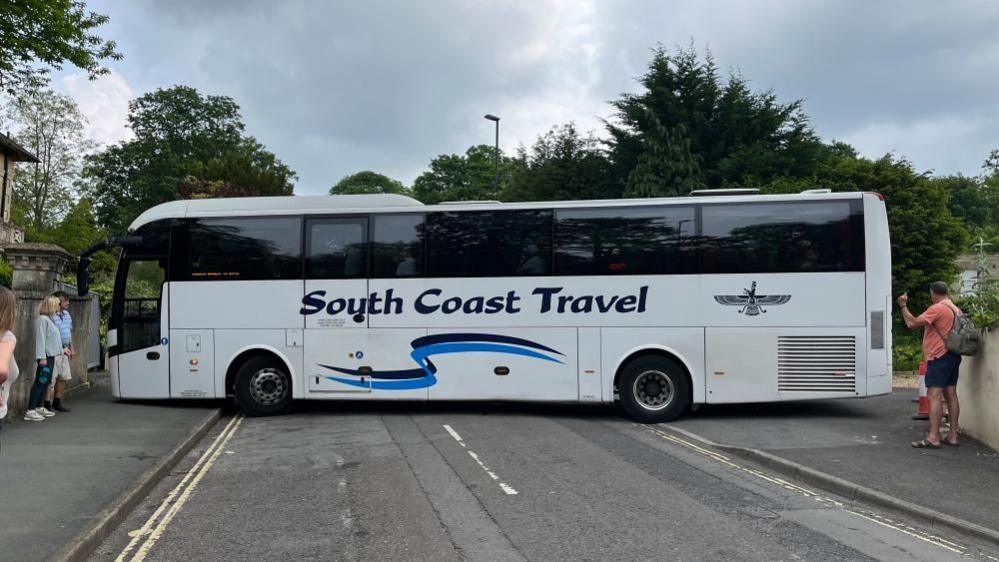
[619,356,689,423]
[235,356,293,416]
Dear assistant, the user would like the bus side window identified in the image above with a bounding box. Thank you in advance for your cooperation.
[427,210,552,278]
[372,214,425,278]
[307,218,368,279]
[555,206,697,276]
[700,201,864,274]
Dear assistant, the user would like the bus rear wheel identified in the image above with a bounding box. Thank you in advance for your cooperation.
[619,356,689,423]
[235,356,292,416]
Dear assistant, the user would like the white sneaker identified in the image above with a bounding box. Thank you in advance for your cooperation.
[38,407,56,417]
[23,409,44,421]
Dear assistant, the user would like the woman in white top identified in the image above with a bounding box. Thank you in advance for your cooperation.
[0,287,19,434]
[25,296,62,421]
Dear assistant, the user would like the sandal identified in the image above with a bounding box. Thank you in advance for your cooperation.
[912,439,941,449]
[945,439,960,447]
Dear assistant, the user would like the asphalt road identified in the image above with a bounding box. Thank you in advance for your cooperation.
[90,402,999,561]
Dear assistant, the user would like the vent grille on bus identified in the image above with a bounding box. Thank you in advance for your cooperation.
[778,336,856,393]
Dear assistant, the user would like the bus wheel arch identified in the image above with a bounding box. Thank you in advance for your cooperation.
[613,348,692,423]
[227,348,294,416]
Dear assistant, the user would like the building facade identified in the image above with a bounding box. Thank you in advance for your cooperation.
[0,132,37,246]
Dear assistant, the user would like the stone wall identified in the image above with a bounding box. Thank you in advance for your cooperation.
[957,331,999,450]
[4,243,100,420]
[0,222,24,246]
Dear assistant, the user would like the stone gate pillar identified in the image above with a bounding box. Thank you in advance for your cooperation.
[6,242,71,293]
[4,243,80,419]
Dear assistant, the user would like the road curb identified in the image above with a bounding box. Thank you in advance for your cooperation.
[50,408,223,562]
[661,425,999,547]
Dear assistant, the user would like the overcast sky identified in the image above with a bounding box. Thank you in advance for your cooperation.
[53,0,999,195]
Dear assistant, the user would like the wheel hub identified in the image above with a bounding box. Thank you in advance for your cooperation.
[249,368,288,406]
[633,370,674,411]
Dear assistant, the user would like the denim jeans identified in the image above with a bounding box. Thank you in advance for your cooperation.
[28,356,55,410]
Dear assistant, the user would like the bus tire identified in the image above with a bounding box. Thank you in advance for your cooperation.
[619,355,689,423]
[234,356,293,416]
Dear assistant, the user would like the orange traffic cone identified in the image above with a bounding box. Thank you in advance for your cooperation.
[912,360,929,420]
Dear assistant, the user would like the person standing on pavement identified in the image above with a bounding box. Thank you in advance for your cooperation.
[25,296,63,422]
[0,287,19,441]
[47,290,73,413]
[898,281,962,448]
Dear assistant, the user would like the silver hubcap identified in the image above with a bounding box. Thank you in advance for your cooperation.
[633,370,674,411]
[249,368,288,406]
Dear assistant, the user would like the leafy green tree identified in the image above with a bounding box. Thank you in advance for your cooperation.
[330,171,407,195]
[49,197,103,255]
[4,86,93,227]
[412,145,511,204]
[84,86,296,232]
[504,123,612,202]
[623,113,705,198]
[607,45,824,193]
[937,174,992,228]
[180,138,297,199]
[0,0,122,95]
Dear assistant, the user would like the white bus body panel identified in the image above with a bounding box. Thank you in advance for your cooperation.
[171,281,304,330]
[299,273,867,403]
[169,329,214,398]
[170,280,305,398]
[577,328,602,401]
[304,328,429,399]
[211,331,305,399]
[705,327,866,403]
[601,328,706,404]
[426,328,578,401]
[863,194,892,396]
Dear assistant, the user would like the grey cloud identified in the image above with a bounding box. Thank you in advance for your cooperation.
[89,0,999,192]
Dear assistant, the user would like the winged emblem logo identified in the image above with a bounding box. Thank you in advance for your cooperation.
[713,281,791,316]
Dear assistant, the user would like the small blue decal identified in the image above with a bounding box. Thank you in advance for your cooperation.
[161,337,169,346]
[356,350,364,359]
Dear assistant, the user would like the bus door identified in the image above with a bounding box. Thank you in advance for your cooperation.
[111,255,170,398]
[303,217,374,394]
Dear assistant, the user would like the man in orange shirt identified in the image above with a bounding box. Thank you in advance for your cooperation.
[898,282,962,448]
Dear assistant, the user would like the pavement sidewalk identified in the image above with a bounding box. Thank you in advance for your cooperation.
[671,388,999,536]
[0,373,220,562]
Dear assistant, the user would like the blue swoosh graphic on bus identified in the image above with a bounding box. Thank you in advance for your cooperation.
[318,333,564,390]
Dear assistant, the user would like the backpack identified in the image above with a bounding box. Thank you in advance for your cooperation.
[933,302,981,356]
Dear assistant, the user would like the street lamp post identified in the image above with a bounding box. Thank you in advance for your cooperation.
[484,114,500,192]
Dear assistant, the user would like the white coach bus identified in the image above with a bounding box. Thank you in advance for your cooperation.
[78,190,892,423]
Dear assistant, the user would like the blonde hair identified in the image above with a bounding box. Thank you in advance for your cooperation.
[38,295,60,317]
[0,286,15,333]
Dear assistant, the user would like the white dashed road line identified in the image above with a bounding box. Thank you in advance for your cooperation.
[442,424,518,495]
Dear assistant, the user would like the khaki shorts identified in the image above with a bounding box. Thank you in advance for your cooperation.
[53,353,72,381]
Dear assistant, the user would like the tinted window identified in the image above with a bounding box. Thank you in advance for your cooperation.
[372,214,424,278]
[307,218,367,279]
[555,206,697,275]
[701,201,864,273]
[174,217,301,281]
[132,220,171,256]
[428,210,552,277]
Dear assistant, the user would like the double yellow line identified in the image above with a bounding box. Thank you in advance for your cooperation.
[646,425,967,555]
[117,414,246,562]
